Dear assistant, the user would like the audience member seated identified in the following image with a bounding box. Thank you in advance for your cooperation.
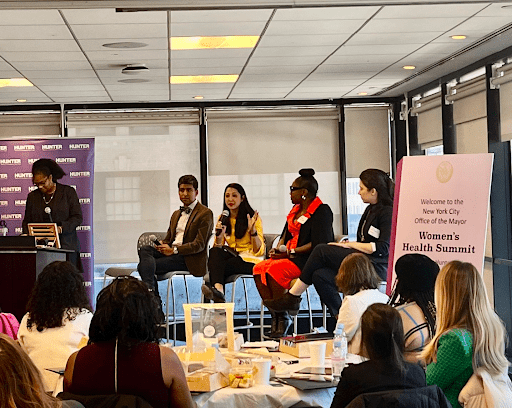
[266,169,393,321]
[202,183,265,303]
[18,261,93,393]
[63,277,195,408]
[253,168,334,338]
[0,333,84,408]
[388,253,439,363]
[330,304,426,408]
[0,308,20,340]
[335,253,388,354]
[422,261,509,408]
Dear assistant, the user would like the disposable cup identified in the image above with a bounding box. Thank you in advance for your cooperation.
[252,358,271,385]
[309,341,326,367]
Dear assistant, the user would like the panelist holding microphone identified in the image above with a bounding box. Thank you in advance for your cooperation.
[137,175,214,314]
[22,159,83,270]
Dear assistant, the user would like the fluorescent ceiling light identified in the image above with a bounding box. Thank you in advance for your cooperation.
[170,75,238,84]
[451,35,467,40]
[16,99,27,102]
[358,92,368,96]
[171,36,259,50]
[403,65,416,70]
[0,78,33,87]
[193,95,204,99]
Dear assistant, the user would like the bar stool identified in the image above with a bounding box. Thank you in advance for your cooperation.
[102,266,135,288]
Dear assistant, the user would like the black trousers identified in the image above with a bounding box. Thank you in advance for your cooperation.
[299,244,387,317]
[137,245,187,291]
[208,246,254,287]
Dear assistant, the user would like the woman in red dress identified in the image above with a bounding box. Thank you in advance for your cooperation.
[253,168,334,338]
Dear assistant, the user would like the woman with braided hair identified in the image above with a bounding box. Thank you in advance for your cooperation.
[388,253,439,363]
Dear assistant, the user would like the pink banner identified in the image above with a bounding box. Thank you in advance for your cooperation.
[388,154,493,290]
[0,138,94,299]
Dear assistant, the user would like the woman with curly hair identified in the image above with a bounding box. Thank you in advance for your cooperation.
[64,276,194,408]
[0,333,83,408]
[18,261,92,393]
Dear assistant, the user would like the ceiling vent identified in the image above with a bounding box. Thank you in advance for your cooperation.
[121,64,149,75]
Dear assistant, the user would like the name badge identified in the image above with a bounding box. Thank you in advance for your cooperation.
[297,215,308,224]
[368,225,380,239]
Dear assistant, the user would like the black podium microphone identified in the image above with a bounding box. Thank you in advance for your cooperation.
[44,207,53,223]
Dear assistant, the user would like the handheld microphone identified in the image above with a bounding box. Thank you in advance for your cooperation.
[278,245,288,253]
[44,207,53,223]
[149,234,162,246]
[216,210,230,236]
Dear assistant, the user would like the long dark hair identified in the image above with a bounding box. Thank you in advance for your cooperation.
[389,253,439,339]
[26,261,92,331]
[360,303,405,372]
[359,169,394,206]
[31,158,66,181]
[89,277,160,347]
[295,168,318,198]
[222,183,256,239]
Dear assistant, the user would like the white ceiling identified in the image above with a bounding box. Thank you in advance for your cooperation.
[0,1,512,104]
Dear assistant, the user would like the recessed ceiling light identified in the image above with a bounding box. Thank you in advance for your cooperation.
[403,65,416,70]
[170,36,259,50]
[358,92,368,96]
[103,42,148,48]
[451,35,467,40]
[0,78,33,87]
[193,96,204,99]
[170,75,238,84]
[16,99,27,102]
[118,78,151,83]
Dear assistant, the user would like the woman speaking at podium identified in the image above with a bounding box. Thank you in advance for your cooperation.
[22,159,83,270]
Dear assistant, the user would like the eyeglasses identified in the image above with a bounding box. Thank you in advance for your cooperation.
[289,186,302,192]
[33,177,48,187]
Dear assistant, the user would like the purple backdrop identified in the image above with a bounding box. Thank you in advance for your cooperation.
[0,138,94,299]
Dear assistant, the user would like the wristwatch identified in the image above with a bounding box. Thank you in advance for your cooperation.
[290,248,296,255]
[173,246,179,255]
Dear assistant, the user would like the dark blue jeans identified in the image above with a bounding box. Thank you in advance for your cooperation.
[137,245,187,290]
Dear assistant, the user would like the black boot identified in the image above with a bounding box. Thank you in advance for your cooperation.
[149,288,166,325]
[265,292,301,315]
[269,312,292,339]
[264,308,278,338]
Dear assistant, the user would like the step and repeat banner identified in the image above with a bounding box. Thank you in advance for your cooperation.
[388,153,493,290]
[0,138,94,298]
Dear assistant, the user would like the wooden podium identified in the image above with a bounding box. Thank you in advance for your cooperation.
[0,236,74,320]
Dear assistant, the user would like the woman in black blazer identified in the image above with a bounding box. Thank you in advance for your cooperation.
[253,169,334,338]
[266,168,394,319]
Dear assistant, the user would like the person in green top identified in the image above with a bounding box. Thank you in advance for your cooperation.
[421,261,508,407]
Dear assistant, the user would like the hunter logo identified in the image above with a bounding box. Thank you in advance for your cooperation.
[42,144,63,150]
[0,159,21,165]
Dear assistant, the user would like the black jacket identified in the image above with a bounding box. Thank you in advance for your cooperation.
[331,359,426,408]
[281,203,334,270]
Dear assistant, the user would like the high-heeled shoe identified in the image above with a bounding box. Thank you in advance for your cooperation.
[265,292,301,315]
[201,284,226,303]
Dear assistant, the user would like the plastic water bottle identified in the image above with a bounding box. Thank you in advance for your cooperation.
[331,323,347,384]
